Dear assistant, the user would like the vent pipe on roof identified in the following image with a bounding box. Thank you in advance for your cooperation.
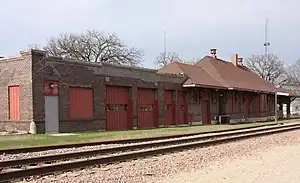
[231,54,238,66]
[238,57,243,66]
[210,48,217,58]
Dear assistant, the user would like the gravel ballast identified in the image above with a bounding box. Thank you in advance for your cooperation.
[0,144,122,161]
[15,129,300,183]
[1,123,291,161]
[160,135,300,183]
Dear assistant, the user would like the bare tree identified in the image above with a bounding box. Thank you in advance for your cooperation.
[154,52,196,68]
[245,53,290,87]
[28,44,42,50]
[286,60,300,92]
[44,30,143,66]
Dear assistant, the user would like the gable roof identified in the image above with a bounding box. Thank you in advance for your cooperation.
[158,55,297,96]
[157,62,227,89]
[194,56,277,93]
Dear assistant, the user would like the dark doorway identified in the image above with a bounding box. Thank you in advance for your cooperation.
[219,93,226,115]
[244,95,250,117]
[201,100,211,124]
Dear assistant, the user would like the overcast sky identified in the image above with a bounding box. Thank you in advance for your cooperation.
[1,0,299,68]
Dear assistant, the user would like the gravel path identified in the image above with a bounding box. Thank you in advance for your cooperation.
[160,138,300,183]
[17,129,300,183]
[1,123,288,161]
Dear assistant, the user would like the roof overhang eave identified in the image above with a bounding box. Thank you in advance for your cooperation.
[183,83,227,90]
[182,84,197,87]
[228,87,275,94]
[276,92,290,96]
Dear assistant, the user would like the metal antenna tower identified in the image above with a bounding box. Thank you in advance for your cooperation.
[164,29,167,56]
[263,18,277,123]
[264,18,271,57]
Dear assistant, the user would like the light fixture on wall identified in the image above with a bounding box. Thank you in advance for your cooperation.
[212,92,217,103]
[44,80,59,96]
[49,82,55,89]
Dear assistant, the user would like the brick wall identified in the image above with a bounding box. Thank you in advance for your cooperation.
[0,50,283,133]
[0,51,33,132]
[30,51,186,133]
[186,88,279,125]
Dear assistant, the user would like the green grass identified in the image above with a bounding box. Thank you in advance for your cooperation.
[0,119,299,150]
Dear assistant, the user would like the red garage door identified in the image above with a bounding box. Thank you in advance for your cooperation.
[106,86,132,131]
[164,90,174,126]
[137,88,158,129]
[177,91,188,125]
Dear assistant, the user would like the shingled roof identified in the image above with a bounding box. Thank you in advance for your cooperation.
[158,62,228,89]
[157,50,297,97]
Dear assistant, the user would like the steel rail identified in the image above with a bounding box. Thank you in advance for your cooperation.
[0,124,299,182]
[0,123,281,154]
[0,123,295,168]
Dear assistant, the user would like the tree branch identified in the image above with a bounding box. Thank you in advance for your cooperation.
[44,30,143,66]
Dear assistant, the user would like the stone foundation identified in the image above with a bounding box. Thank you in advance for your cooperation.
[0,121,31,133]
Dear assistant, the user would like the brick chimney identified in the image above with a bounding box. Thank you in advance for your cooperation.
[210,48,217,58]
[238,57,243,66]
[231,54,238,66]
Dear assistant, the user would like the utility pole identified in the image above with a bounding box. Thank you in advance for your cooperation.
[164,29,167,55]
[264,18,277,122]
[163,28,167,62]
[264,18,271,58]
[275,90,278,123]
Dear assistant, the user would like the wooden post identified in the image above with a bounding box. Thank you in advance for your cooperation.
[287,97,291,119]
[275,90,278,123]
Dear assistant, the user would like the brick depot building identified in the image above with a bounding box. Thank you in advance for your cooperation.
[0,49,296,134]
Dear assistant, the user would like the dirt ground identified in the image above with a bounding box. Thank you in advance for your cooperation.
[160,137,300,183]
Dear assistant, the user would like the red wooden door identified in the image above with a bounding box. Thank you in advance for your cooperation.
[264,94,268,114]
[177,91,188,124]
[227,94,233,114]
[254,95,260,114]
[201,100,210,124]
[9,86,20,120]
[137,88,157,129]
[244,95,250,117]
[164,90,174,126]
[106,86,132,131]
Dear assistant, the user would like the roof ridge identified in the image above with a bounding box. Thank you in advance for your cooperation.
[202,67,229,88]
[211,57,277,91]
[176,62,227,87]
[200,59,230,88]
[175,62,196,84]
[175,62,184,71]
[163,56,285,94]
[175,61,203,69]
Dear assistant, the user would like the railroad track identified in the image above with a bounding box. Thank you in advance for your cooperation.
[0,122,283,154]
[1,123,300,182]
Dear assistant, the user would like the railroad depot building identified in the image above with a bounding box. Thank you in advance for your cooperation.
[0,49,296,134]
